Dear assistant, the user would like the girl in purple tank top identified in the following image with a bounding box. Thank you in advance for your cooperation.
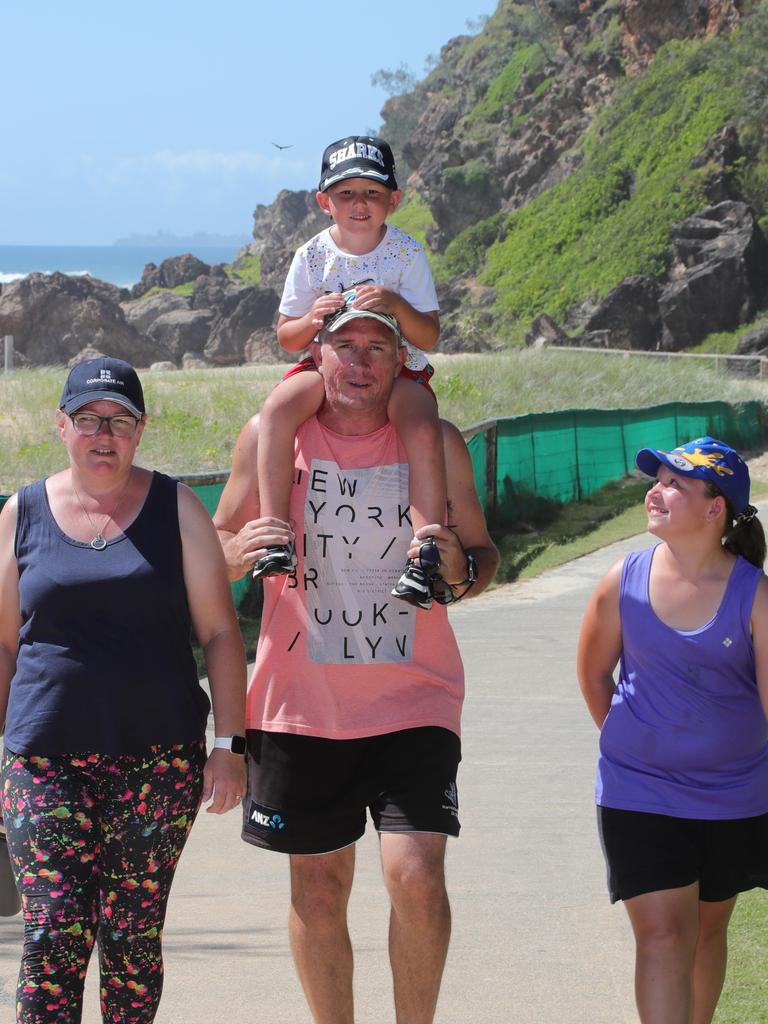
[578,436,768,1024]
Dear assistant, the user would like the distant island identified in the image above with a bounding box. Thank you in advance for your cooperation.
[113,230,251,248]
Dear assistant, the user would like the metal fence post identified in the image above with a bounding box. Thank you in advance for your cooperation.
[485,423,498,523]
[3,336,13,372]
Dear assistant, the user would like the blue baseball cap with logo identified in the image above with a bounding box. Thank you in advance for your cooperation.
[59,356,145,418]
[635,436,750,513]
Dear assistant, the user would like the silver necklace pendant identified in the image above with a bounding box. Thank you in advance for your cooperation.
[90,534,107,551]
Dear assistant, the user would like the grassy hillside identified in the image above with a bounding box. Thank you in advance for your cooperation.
[386,2,768,348]
[482,39,729,322]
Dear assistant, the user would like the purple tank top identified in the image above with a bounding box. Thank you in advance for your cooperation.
[596,545,768,819]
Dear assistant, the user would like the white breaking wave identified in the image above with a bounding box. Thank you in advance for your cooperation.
[0,269,92,284]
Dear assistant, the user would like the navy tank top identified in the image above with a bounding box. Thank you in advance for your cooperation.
[597,545,768,819]
[4,472,211,755]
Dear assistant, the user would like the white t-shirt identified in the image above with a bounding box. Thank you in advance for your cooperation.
[280,225,439,372]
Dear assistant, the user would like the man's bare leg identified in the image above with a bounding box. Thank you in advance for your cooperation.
[380,833,451,1024]
[289,845,356,1024]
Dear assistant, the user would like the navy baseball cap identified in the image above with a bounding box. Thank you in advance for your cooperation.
[319,136,398,192]
[636,436,750,513]
[59,357,145,417]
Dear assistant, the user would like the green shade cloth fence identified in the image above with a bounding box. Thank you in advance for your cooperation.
[2,400,765,607]
[466,400,766,524]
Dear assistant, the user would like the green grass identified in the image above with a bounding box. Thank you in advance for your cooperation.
[229,253,261,285]
[127,281,195,301]
[689,311,768,355]
[491,478,649,583]
[490,478,768,586]
[469,42,547,122]
[1,351,765,493]
[715,889,768,1022]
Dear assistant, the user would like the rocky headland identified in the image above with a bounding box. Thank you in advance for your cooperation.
[3,0,768,368]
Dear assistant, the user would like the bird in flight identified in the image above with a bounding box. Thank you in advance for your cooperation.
[271,142,293,150]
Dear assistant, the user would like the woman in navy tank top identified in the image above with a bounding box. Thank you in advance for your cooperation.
[0,358,247,1023]
[578,436,768,1024]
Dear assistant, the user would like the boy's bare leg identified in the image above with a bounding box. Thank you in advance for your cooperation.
[257,371,326,520]
[387,377,447,532]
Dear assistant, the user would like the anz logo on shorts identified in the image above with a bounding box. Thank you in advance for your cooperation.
[248,801,286,831]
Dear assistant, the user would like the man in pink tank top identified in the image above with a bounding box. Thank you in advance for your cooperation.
[214,307,498,1024]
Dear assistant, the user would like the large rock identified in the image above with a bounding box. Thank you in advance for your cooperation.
[131,254,211,298]
[434,276,497,352]
[584,275,661,349]
[622,0,742,74]
[190,265,237,311]
[737,326,768,356]
[0,273,166,366]
[251,190,328,289]
[204,286,280,365]
[146,309,215,359]
[122,290,190,333]
[659,202,768,350]
[244,327,286,364]
[524,314,571,348]
[691,124,742,204]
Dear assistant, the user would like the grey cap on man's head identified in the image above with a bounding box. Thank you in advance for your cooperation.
[321,306,403,344]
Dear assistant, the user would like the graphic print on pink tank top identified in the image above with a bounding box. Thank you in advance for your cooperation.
[298,456,414,663]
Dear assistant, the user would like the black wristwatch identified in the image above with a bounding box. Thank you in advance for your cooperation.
[214,735,247,755]
[450,552,478,588]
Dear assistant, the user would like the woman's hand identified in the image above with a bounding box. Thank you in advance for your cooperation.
[201,748,246,814]
[576,559,624,728]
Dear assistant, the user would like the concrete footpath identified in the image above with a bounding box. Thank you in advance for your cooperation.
[0,534,654,1023]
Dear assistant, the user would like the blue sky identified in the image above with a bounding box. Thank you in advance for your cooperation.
[1,1,491,245]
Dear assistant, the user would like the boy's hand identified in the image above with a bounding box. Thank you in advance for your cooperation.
[350,284,399,315]
[309,292,345,326]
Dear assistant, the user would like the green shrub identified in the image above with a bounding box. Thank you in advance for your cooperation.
[471,43,547,121]
[436,213,505,282]
[388,192,436,248]
[444,159,492,193]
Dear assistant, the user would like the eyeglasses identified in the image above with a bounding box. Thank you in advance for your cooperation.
[431,575,458,606]
[69,412,139,438]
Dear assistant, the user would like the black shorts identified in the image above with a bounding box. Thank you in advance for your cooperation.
[597,805,768,904]
[242,726,461,855]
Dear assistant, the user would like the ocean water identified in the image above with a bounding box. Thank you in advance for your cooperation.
[0,244,244,289]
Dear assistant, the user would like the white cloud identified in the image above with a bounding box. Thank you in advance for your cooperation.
[96,148,309,184]
[148,148,304,177]
[81,148,311,194]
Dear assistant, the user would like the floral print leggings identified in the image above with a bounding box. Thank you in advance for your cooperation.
[1,741,205,1024]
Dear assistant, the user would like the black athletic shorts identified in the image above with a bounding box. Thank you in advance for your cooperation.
[242,726,461,855]
[597,804,768,904]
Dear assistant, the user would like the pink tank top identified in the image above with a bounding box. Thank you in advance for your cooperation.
[247,416,465,739]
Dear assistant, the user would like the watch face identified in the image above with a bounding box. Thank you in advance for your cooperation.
[467,554,478,582]
[231,736,247,755]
